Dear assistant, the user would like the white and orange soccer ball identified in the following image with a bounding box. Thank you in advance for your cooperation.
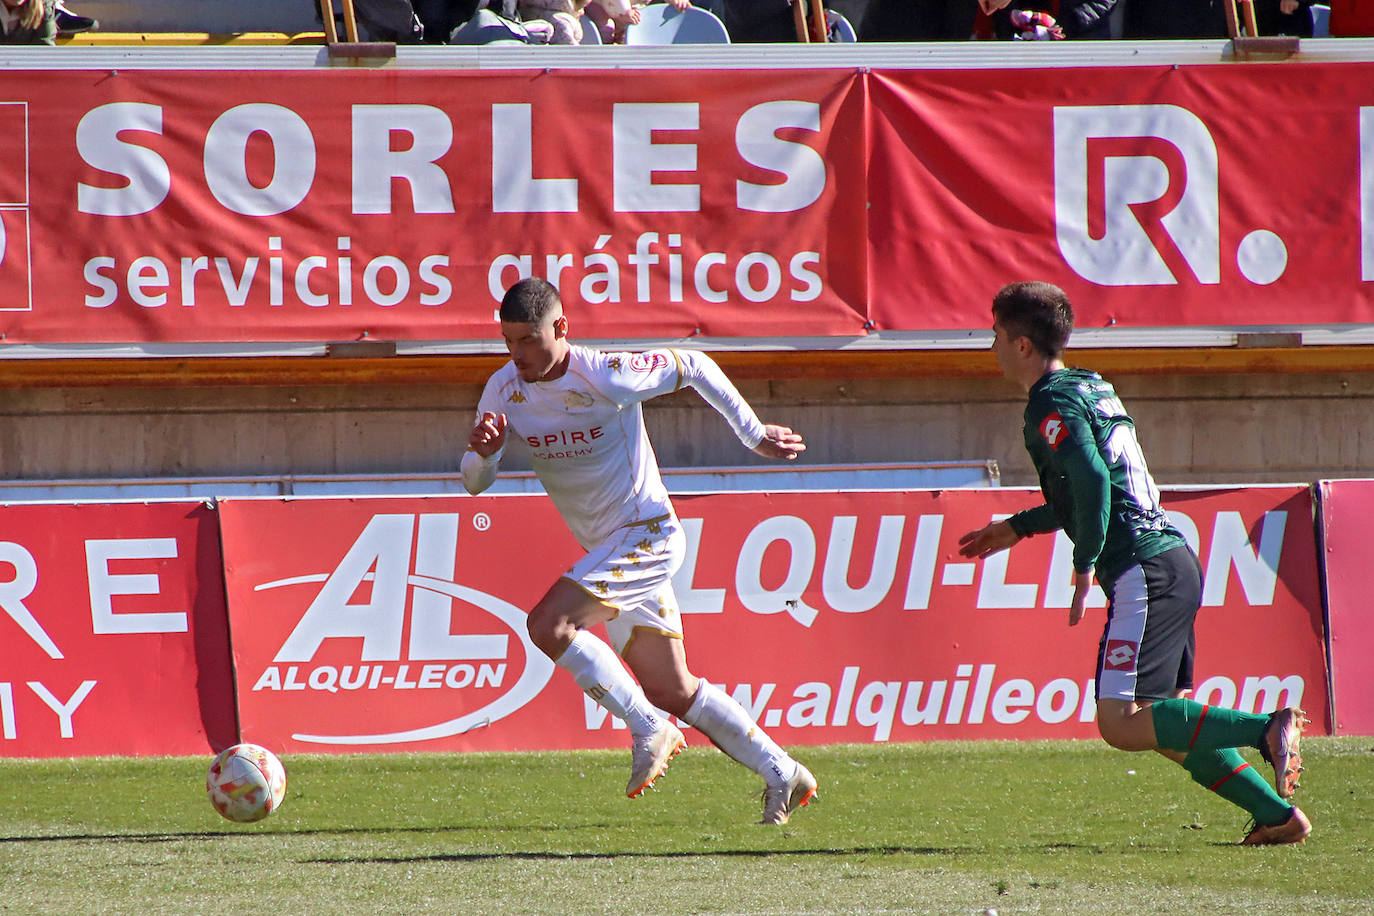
[206,743,287,823]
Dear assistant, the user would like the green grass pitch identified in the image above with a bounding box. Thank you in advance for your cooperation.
[2,737,1371,915]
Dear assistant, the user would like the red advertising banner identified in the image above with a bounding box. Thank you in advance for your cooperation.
[0,101,32,316]
[0,501,236,757]
[0,69,867,343]
[216,486,1326,754]
[2,61,1371,345]
[866,65,1374,331]
[1317,479,1374,735]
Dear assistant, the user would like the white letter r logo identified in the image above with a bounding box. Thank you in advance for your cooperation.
[1054,104,1219,286]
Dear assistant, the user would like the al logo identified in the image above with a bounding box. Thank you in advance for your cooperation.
[250,512,555,746]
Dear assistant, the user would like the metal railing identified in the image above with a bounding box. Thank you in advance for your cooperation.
[0,461,998,503]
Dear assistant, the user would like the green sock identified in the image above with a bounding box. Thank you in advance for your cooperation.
[1183,746,1292,827]
[1151,698,1269,753]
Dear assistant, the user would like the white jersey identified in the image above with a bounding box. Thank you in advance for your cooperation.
[463,345,766,549]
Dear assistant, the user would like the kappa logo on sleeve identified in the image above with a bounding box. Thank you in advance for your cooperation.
[1039,412,1068,449]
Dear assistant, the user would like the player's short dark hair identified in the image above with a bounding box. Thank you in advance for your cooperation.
[500,277,562,324]
[991,281,1074,359]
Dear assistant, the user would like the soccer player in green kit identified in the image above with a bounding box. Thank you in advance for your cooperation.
[958,281,1311,846]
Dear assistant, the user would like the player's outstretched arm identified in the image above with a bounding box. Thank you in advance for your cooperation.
[671,350,774,450]
[957,520,1020,559]
[461,411,507,495]
[751,424,806,461]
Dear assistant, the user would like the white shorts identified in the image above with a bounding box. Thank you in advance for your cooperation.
[563,513,685,655]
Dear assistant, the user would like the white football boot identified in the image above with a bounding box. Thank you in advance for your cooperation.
[759,763,818,825]
[627,722,686,798]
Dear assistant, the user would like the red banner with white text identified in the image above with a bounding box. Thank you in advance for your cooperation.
[0,501,236,757]
[1317,479,1374,735]
[215,487,1327,754]
[0,70,866,343]
[1,63,1372,344]
[865,65,1374,331]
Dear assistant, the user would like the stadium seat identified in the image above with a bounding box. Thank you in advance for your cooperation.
[828,10,856,41]
[1311,3,1330,36]
[624,4,730,44]
[580,18,603,43]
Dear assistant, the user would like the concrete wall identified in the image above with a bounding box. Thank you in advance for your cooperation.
[3,370,1370,486]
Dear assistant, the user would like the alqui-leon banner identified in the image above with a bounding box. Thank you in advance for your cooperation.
[217,486,1325,753]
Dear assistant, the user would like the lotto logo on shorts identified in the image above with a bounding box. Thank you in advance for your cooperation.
[0,103,33,313]
[1104,639,1139,670]
[1039,412,1067,449]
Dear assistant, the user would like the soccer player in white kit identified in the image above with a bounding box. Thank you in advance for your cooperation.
[462,278,817,824]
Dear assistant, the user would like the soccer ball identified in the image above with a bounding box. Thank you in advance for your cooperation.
[206,743,287,823]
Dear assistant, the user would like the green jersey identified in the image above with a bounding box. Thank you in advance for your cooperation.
[1006,368,1185,583]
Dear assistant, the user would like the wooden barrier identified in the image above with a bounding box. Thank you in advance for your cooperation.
[0,346,1370,389]
[56,32,327,45]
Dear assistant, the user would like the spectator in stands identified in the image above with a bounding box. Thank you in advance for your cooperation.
[702,0,854,43]
[415,0,531,42]
[977,0,1116,39]
[53,0,95,34]
[319,0,423,41]
[414,0,474,40]
[860,0,978,40]
[0,0,55,44]
[1256,0,1316,36]
[1123,0,1228,37]
[518,0,592,42]
[702,0,785,40]
[585,0,691,43]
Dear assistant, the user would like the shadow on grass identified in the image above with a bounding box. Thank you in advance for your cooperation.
[0,822,616,845]
[3,829,1120,858]
[0,829,965,860]
[303,845,965,865]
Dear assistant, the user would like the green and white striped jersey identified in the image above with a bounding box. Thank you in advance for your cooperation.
[1007,368,1186,584]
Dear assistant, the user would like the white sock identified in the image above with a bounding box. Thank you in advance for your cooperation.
[682,681,798,787]
[556,630,662,737]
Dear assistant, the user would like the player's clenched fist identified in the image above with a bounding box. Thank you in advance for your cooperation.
[468,411,508,457]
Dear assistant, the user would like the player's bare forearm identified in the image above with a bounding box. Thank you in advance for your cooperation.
[1068,570,1092,626]
[751,424,805,461]
[957,520,1020,559]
